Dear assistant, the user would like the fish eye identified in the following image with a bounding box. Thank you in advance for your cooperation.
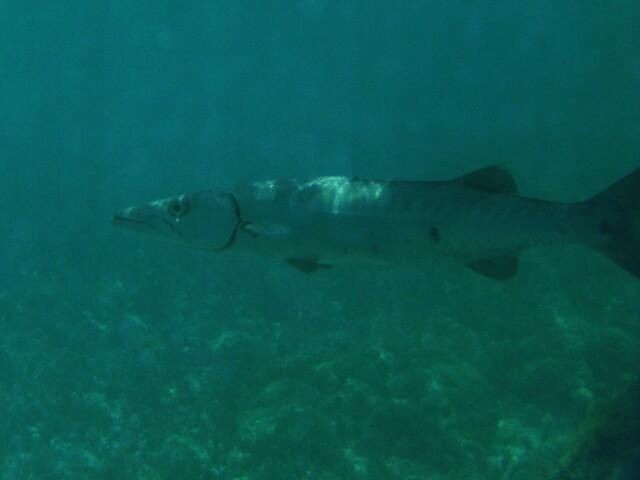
[168,199,189,217]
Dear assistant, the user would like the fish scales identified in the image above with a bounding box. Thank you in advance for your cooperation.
[113,165,640,280]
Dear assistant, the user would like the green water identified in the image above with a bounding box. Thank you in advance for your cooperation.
[1,1,639,479]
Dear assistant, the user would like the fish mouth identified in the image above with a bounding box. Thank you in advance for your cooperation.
[112,213,147,227]
[112,212,160,233]
[112,214,141,225]
[112,210,183,242]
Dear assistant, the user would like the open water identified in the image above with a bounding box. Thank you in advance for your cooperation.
[1,1,639,479]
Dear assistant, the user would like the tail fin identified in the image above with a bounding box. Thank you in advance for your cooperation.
[590,166,640,279]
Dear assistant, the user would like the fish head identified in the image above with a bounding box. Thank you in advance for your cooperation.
[113,191,240,250]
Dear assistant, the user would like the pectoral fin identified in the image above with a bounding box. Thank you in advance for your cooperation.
[467,255,518,280]
[242,223,291,239]
[285,258,332,273]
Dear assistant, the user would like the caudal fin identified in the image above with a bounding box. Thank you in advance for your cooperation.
[590,166,640,279]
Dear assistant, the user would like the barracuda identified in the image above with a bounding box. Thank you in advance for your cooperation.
[113,165,640,280]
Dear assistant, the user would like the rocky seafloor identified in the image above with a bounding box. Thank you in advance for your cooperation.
[1,246,639,480]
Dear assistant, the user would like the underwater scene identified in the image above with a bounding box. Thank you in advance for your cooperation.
[1,1,639,479]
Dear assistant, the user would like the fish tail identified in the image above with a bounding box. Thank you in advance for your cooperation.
[589,166,640,279]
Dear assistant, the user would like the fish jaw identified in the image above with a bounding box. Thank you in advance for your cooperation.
[112,199,183,241]
[113,191,241,250]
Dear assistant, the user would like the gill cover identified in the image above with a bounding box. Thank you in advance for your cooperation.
[114,191,241,251]
[169,191,241,250]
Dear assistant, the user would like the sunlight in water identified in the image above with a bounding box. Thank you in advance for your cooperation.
[304,176,385,213]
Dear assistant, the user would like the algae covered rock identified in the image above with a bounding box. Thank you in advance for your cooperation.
[362,399,453,467]
[237,380,341,470]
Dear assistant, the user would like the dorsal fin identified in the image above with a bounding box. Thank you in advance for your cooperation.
[456,165,517,195]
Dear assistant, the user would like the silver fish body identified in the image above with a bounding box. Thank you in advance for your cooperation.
[113,166,640,279]
[231,177,596,262]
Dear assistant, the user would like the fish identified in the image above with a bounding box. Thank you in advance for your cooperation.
[112,165,640,280]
